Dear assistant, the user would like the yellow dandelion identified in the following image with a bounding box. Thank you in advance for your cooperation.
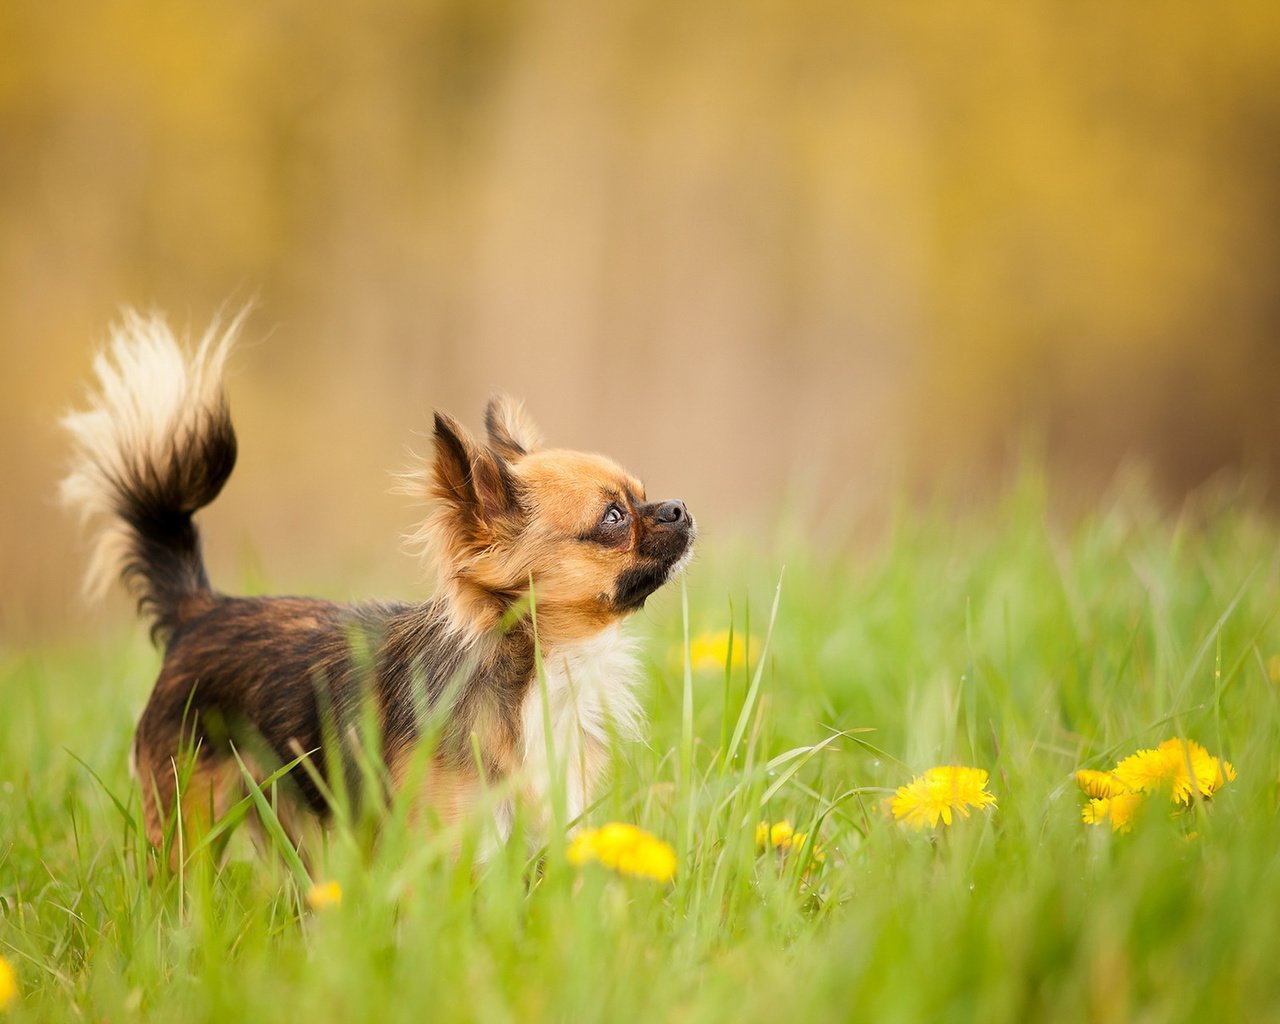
[1077,738,1235,832]
[788,830,826,863]
[1112,738,1235,804]
[1075,769,1132,799]
[1170,739,1236,801]
[755,820,825,861]
[756,820,794,848]
[567,823,677,883]
[890,766,997,830]
[685,631,758,673]
[0,956,18,1011]
[1111,746,1176,793]
[1082,792,1144,833]
[306,880,343,910]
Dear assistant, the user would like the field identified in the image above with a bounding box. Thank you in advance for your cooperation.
[3,474,1280,1022]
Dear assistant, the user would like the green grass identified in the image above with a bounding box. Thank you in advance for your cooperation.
[4,473,1280,1022]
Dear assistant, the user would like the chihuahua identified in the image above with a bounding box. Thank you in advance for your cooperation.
[61,312,695,864]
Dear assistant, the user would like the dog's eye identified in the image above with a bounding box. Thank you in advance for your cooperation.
[601,505,626,527]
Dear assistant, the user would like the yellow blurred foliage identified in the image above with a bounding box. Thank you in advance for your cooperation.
[2,0,1279,639]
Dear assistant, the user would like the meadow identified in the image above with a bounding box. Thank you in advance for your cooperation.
[3,473,1279,1022]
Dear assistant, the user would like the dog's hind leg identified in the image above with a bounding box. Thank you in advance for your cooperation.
[134,737,245,875]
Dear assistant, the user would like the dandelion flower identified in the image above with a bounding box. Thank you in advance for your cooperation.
[1167,738,1235,802]
[756,820,794,848]
[1081,792,1144,833]
[0,956,17,1010]
[1075,769,1131,799]
[756,820,825,862]
[787,830,826,862]
[1112,738,1236,804]
[1078,738,1235,831]
[567,823,677,883]
[685,631,758,673]
[306,880,343,910]
[890,766,997,829]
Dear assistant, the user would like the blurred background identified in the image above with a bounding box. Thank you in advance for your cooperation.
[3,0,1279,643]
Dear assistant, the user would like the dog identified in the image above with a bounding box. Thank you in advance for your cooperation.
[61,311,695,866]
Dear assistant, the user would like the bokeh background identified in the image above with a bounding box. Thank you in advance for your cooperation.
[3,1,1279,643]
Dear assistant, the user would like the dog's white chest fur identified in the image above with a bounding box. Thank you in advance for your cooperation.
[518,624,643,828]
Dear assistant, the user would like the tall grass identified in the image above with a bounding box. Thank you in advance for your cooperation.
[2,474,1279,1022]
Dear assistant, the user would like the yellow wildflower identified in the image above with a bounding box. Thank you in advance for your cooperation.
[787,830,826,862]
[306,880,343,910]
[567,823,677,883]
[0,956,17,1010]
[1112,738,1236,804]
[1077,738,1235,831]
[756,820,794,847]
[755,820,825,861]
[1081,792,1144,833]
[1075,769,1131,799]
[890,766,997,829]
[685,631,758,673]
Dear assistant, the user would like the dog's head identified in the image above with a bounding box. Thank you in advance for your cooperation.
[415,394,695,641]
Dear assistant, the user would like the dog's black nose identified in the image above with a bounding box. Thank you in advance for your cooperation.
[655,500,687,524]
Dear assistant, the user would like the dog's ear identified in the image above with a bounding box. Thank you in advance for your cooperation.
[432,412,519,524]
[484,393,543,461]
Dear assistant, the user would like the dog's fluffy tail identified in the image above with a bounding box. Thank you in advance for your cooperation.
[61,310,242,643]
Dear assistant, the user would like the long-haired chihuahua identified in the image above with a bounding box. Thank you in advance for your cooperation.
[61,312,695,866]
